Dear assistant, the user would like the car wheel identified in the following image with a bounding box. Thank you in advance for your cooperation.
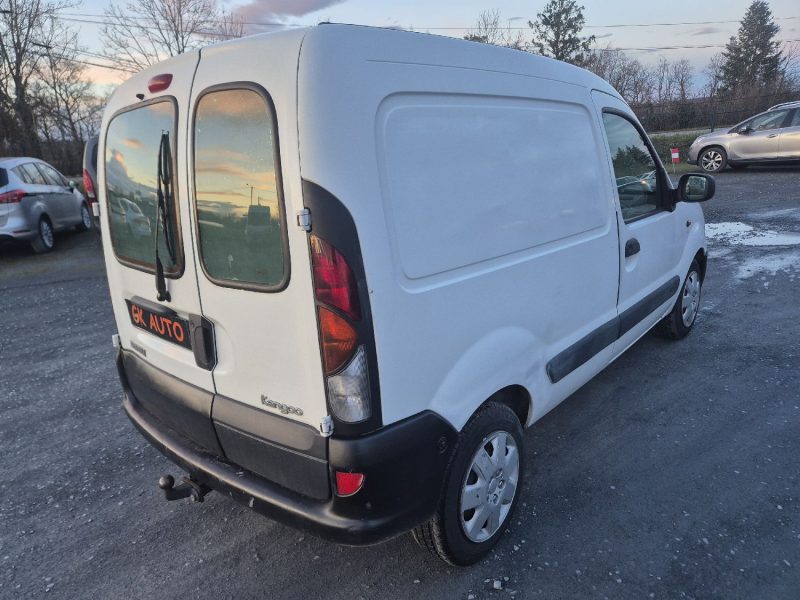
[31,217,55,253]
[76,203,93,231]
[657,259,702,340]
[412,402,523,565]
[699,147,727,173]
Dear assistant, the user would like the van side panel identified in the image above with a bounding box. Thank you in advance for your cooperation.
[299,27,621,431]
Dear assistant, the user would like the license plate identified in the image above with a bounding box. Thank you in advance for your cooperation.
[125,299,192,350]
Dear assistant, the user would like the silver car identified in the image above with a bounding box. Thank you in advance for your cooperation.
[0,157,92,253]
[688,101,800,173]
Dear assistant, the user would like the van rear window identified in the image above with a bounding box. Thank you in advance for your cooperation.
[104,99,182,274]
[193,87,287,290]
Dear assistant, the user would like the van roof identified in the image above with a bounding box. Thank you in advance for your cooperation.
[112,24,622,104]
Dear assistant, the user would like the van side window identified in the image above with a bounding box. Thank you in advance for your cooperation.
[104,99,183,275]
[601,113,661,222]
[193,87,287,289]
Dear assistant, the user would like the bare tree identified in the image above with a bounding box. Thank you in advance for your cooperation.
[584,46,653,105]
[701,53,725,98]
[464,9,526,50]
[0,0,73,156]
[101,0,242,71]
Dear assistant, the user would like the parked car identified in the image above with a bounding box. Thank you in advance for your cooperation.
[83,135,101,229]
[100,25,714,566]
[0,157,92,253]
[688,100,800,172]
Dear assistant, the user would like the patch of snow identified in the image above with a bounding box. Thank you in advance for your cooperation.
[706,221,800,247]
[736,251,800,279]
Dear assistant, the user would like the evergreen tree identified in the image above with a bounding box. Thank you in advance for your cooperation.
[720,0,783,92]
[528,0,595,65]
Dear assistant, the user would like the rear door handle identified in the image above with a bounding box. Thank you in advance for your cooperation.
[625,238,640,257]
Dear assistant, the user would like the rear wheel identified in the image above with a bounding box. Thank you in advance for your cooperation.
[657,259,702,339]
[413,402,523,565]
[31,217,55,253]
[699,147,727,173]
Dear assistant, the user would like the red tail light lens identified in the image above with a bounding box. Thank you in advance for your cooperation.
[0,189,25,204]
[147,73,173,93]
[82,169,96,199]
[335,471,365,497]
[310,235,361,321]
[318,307,358,374]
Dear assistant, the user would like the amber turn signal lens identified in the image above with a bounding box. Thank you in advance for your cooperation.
[318,307,358,374]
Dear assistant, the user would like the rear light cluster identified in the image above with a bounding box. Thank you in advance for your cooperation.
[82,169,96,200]
[0,189,25,204]
[310,235,371,423]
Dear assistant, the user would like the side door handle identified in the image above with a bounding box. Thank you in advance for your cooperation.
[767,133,779,138]
[625,238,640,257]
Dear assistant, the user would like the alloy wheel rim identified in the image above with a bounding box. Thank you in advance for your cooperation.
[82,205,92,229]
[701,151,722,172]
[681,271,701,327]
[41,220,54,248]
[459,431,519,543]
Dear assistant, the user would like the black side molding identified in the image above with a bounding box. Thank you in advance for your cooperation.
[546,276,681,383]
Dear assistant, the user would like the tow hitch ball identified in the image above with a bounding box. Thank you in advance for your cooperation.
[158,474,211,503]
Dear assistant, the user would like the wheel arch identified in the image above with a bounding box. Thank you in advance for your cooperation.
[693,247,707,282]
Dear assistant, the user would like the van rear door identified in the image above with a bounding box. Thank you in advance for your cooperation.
[101,52,216,396]
[186,37,328,432]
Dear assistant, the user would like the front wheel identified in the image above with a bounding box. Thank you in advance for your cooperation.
[76,203,92,231]
[699,147,727,173]
[657,260,702,339]
[412,402,524,565]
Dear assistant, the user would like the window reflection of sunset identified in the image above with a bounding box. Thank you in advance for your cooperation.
[194,89,279,220]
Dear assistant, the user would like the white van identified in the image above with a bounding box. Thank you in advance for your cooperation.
[99,24,714,565]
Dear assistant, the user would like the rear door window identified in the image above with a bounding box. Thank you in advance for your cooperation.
[35,163,66,187]
[104,99,183,275]
[20,163,47,185]
[192,86,287,290]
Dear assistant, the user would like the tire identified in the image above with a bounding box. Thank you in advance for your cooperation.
[412,402,524,566]
[76,203,92,231]
[657,259,702,340]
[30,217,55,253]
[698,147,727,173]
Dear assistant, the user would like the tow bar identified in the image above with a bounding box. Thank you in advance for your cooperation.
[158,474,212,503]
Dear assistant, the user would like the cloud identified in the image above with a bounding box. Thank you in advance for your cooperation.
[691,26,721,36]
[121,138,143,149]
[235,0,346,30]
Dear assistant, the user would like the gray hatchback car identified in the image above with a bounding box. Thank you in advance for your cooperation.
[0,157,92,253]
[688,101,800,172]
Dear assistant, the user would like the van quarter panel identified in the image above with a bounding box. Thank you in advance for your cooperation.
[299,26,621,430]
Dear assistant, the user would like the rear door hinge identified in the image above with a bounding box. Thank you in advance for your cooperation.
[319,415,334,437]
[296,208,312,232]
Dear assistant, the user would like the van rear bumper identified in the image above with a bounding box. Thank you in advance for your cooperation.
[120,356,458,545]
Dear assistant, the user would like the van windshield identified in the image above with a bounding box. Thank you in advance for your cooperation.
[104,99,182,273]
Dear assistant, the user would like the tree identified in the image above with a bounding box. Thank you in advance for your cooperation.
[101,0,244,71]
[719,0,784,93]
[528,0,595,65]
[464,9,526,50]
[584,46,652,105]
[0,0,73,156]
[701,53,725,98]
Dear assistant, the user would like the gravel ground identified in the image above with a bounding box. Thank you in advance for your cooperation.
[1,166,799,600]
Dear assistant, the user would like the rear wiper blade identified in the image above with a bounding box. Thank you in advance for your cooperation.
[154,131,175,302]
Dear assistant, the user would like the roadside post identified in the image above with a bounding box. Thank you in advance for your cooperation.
[670,147,680,175]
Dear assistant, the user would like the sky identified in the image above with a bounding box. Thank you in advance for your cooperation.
[67,0,800,88]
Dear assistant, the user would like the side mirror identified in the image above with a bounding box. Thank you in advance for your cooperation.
[68,180,77,189]
[678,173,715,203]
[738,126,752,135]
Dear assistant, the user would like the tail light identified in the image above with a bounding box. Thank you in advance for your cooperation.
[312,234,371,423]
[310,235,361,320]
[147,73,173,93]
[0,189,25,204]
[82,169,96,200]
